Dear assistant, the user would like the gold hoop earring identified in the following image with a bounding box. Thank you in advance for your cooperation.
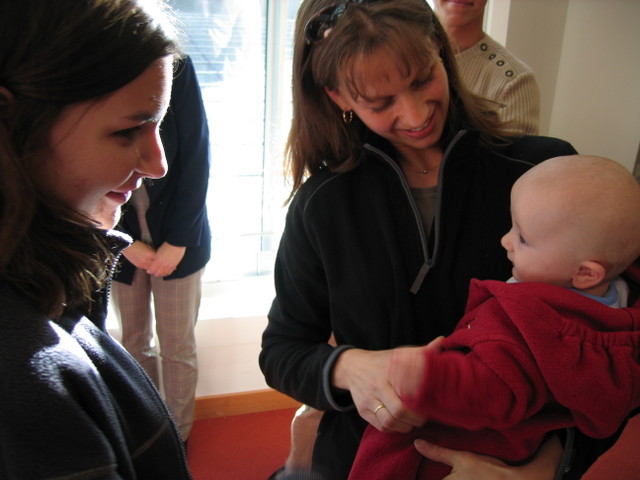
[342,110,353,124]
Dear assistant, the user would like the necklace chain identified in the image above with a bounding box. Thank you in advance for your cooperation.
[402,165,434,175]
[399,159,439,175]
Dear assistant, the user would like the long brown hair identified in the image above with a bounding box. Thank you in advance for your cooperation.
[0,0,179,317]
[285,0,505,197]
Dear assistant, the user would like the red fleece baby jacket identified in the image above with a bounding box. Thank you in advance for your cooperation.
[349,278,640,480]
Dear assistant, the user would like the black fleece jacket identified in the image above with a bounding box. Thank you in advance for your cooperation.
[0,231,191,479]
[260,130,577,478]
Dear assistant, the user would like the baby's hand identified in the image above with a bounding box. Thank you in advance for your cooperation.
[388,337,445,400]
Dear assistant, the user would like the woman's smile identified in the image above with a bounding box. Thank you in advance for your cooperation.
[399,113,436,139]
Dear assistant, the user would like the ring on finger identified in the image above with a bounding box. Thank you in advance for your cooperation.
[373,403,386,414]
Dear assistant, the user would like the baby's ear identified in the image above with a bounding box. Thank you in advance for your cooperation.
[572,261,606,290]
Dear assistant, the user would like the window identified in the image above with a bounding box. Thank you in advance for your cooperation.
[169,0,302,316]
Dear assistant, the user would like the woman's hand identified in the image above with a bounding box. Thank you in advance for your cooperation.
[121,241,156,270]
[146,242,186,277]
[330,337,444,434]
[332,347,423,433]
[414,435,563,480]
[387,336,445,400]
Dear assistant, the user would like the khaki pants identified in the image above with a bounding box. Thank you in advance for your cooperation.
[112,267,203,440]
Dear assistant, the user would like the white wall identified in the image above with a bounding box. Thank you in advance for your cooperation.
[488,0,640,171]
[548,0,640,171]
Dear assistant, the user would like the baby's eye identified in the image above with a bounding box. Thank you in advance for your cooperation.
[518,235,527,245]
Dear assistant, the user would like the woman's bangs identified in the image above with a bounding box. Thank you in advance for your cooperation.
[342,27,438,100]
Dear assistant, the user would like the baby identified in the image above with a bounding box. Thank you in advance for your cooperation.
[349,155,640,480]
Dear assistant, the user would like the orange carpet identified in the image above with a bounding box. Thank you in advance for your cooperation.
[187,407,296,480]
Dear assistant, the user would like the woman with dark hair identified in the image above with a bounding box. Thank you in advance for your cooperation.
[259,0,587,478]
[0,0,192,477]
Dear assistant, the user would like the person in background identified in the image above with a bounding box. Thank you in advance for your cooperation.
[349,155,640,479]
[111,54,211,446]
[259,1,586,479]
[434,0,540,135]
[0,0,193,477]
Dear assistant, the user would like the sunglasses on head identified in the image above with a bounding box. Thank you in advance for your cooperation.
[304,0,377,45]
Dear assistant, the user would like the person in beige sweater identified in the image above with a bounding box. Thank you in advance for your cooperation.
[434,0,540,135]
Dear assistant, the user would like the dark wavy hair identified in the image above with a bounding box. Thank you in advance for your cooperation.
[286,0,506,196]
[0,0,179,317]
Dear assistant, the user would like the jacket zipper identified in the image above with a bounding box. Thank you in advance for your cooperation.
[363,130,468,293]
